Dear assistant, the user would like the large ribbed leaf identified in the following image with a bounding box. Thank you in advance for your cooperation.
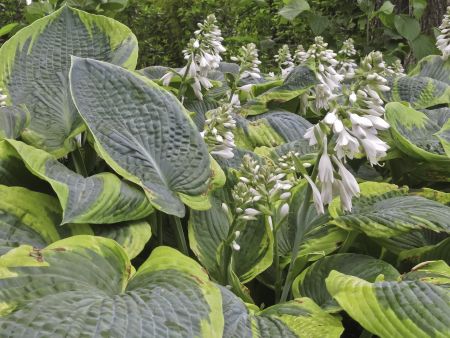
[221,287,343,338]
[241,66,317,116]
[402,260,450,289]
[0,185,92,255]
[242,111,312,148]
[292,254,400,312]
[332,183,450,238]
[0,6,138,157]
[384,75,450,108]
[91,220,152,259]
[385,102,450,163]
[1,140,153,224]
[0,105,30,139]
[0,237,223,337]
[326,271,450,338]
[409,55,450,85]
[188,195,273,283]
[255,138,317,163]
[399,237,450,264]
[70,58,212,217]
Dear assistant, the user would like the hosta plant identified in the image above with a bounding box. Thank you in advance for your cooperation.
[0,5,449,338]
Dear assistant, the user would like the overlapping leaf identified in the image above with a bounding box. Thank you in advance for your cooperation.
[0,237,224,337]
[188,195,273,283]
[0,6,138,156]
[409,54,450,85]
[385,102,450,163]
[0,185,92,255]
[70,57,212,217]
[91,220,152,259]
[0,105,30,139]
[292,254,400,312]
[331,183,450,238]
[221,286,343,338]
[384,75,450,109]
[326,271,450,338]
[240,66,317,116]
[0,140,154,224]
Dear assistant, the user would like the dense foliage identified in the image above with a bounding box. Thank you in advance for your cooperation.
[0,3,449,338]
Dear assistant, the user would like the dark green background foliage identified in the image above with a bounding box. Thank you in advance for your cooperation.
[0,0,447,69]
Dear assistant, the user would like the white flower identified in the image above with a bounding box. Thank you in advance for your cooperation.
[318,141,334,184]
[360,133,389,165]
[437,7,450,59]
[203,104,236,159]
[280,203,290,218]
[304,175,325,214]
[333,156,360,198]
[231,240,241,251]
[275,44,294,78]
[0,88,7,107]
[304,124,324,146]
[160,14,225,100]
[232,43,262,80]
[334,128,360,159]
[244,208,262,216]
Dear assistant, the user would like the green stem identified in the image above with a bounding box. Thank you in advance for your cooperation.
[280,162,319,302]
[221,219,238,285]
[338,231,358,253]
[177,58,193,101]
[157,212,164,246]
[70,146,88,177]
[273,218,281,303]
[173,217,189,255]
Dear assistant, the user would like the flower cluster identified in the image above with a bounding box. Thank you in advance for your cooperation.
[0,89,6,107]
[385,59,405,77]
[437,6,450,59]
[202,104,236,159]
[304,51,391,212]
[161,14,226,99]
[294,44,308,65]
[302,37,344,110]
[231,43,262,80]
[275,44,294,78]
[337,38,358,80]
[231,155,293,233]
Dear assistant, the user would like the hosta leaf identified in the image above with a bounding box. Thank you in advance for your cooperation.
[91,220,152,259]
[409,55,450,85]
[255,138,317,162]
[331,189,450,238]
[241,66,317,116]
[0,6,138,157]
[0,105,30,139]
[2,139,153,224]
[402,260,450,289]
[188,195,273,283]
[385,102,450,163]
[399,237,450,264]
[183,98,219,130]
[384,75,450,109]
[221,287,343,338]
[292,254,400,312]
[0,185,91,255]
[70,57,212,217]
[0,236,224,337]
[245,110,313,147]
[326,271,450,338]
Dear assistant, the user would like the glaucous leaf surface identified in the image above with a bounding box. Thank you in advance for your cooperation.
[292,253,400,311]
[70,57,212,217]
[1,140,153,224]
[331,185,450,238]
[0,236,223,337]
[0,6,138,157]
[0,185,92,255]
[241,66,317,116]
[409,54,450,85]
[189,195,273,283]
[0,105,30,139]
[385,75,450,109]
[326,271,450,338]
[91,220,152,259]
[385,102,450,163]
[221,286,343,338]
